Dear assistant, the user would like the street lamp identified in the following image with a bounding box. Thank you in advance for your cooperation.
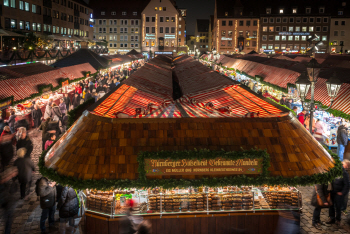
[296,59,343,134]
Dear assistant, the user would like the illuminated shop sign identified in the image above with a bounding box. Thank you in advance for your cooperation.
[221,37,233,41]
[164,34,176,39]
[145,34,156,39]
[155,51,173,54]
[279,32,310,36]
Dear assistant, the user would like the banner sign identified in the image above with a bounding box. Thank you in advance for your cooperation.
[62,80,69,87]
[145,158,263,176]
[0,99,12,110]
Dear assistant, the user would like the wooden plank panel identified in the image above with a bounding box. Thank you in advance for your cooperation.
[86,215,96,234]
[185,218,195,234]
[95,217,109,234]
[200,217,209,234]
[193,217,201,234]
[108,220,118,234]
[208,216,216,234]
[245,214,260,234]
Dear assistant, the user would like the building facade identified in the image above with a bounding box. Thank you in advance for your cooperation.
[141,0,186,57]
[195,19,209,54]
[90,0,148,54]
[213,0,259,54]
[329,2,350,53]
[1,0,93,49]
[259,3,331,54]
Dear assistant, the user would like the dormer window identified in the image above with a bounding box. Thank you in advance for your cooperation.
[111,11,116,15]
[101,11,105,15]
[319,7,324,13]
[133,12,137,15]
[266,8,271,14]
[279,8,284,14]
[306,8,311,13]
[293,8,297,13]
[338,11,343,15]
[225,12,228,16]
[122,11,126,15]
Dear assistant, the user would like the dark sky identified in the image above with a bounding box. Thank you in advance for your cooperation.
[176,0,215,35]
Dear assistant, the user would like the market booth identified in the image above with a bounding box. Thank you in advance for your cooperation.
[42,55,340,234]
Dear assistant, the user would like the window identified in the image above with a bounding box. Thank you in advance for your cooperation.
[335,21,339,25]
[124,28,127,33]
[268,35,273,41]
[19,21,24,29]
[163,7,166,11]
[171,27,175,33]
[228,30,232,36]
[289,18,294,23]
[275,26,280,32]
[275,35,280,41]
[239,21,243,26]
[109,28,113,33]
[10,0,15,8]
[253,20,257,26]
[341,21,345,25]
[262,18,268,23]
[295,17,301,23]
[171,17,175,22]
[295,27,300,32]
[131,43,134,48]
[253,31,257,36]
[316,26,321,32]
[276,18,281,23]
[239,31,243,36]
[340,41,344,46]
[319,7,324,13]
[262,35,267,41]
[309,26,314,32]
[25,21,30,30]
[323,26,328,32]
[10,19,16,29]
[133,12,137,16]
[281,36,286,41]
[25,2,29,11]
[269,18,274,23]
[295,36,300,41]
[266,8,271,14]
[262,26,267,32]
[221,30,226,36]
[222,21,226,26]
[333,40,338,45]
[322,36,327,41]
[246,20,250,26]
[289,26,293,32]
[323,18,328,23]
[111,11,116,15]
[151,27,155,33]
[293,8,297,13]
[160,27,163,33]
[109,43,112,48]
[275,44,280,50]
[269,26,274,32]
[160,17,163,22]
[252,41,257,47]
[282,18,287,23]
[120,44,123,47]
[19,1,23,9]
[316,17,321,23]
[155,7,157,11]
[309,18,314,23]
[101,11,105,15]
[135,43,138,48]
[268,44,273,49]
[166,17,169,22]
[135,36,138,41]
[229,21,233,26]
[124,35,127,41]
[279,9,284,14]
[122,11,126,15]
[165,27,169,33]
[246,31,250,37]
[334,31,338,36]
[146,17,149,22]
[114,28,117,33]
[303,18,307,23]
[282,26,287,31]
[288,36,293,41]
[225,12,228,16]
[338,11,343,15]
[145,27,149,33]
[302,27,307,32]
[341,31,345,36]
[152,17,155,22]
[261,44,267,49]
[306,8,311,14]
[4,0,9,6]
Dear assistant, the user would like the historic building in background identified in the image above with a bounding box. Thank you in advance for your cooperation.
[90,0,148,54]
[194,19,209,54]
[212,0,259,54]
[141,0,187,57]
[1,0,93,48]
[329,1,350,53]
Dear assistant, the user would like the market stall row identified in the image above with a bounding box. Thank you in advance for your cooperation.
[42,55,341,234]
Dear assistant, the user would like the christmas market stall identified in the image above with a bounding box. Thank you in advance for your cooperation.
[41,55,341,234]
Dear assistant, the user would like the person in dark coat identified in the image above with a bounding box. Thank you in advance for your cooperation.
[327,165,350,226]
[58,186,79,234]
[337,122,349,161]
[0,126,14,171]
[6,111,16,133]
[120,208,136,234]
[51,104,63,122]
[279,95,288,106]
[14,147,35,199]
[311,184,331,229]
[84,89,92,102]
[31,104,43,128]
[63,94,71,111]
[16,127,33,159]
[0,118,6,136]
[47,119,61,139]
[96,83,104,93]
[38,177,57,234]
[39,118,53,151]
[71,93,81,109]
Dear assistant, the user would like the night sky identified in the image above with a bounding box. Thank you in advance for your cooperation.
[176,0,214,35]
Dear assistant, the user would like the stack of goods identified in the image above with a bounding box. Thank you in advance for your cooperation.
[291,192,299,207]
[204,194,212,210]
[173,195,181,212]
[265,192,278,209]
[232,193,242,210]
[164,195,173,212]
[139,202,148,213]
[86,190,114,214]
[196,194,205,211]
[180,194,189,212]
[242,192,253,210]
[211,194,222,211]
[189,194,197,211]
[148,195,160,213]
[222,194,233,210]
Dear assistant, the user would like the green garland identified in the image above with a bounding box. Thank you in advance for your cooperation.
[38,145,343,190]
[67,97,95,128]
[268,98,297,116]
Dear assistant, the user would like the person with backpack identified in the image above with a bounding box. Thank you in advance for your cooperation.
[37,177,57,234]
[57,186,80,234]
[51,103,63,123]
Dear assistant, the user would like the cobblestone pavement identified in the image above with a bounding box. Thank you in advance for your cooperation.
[0,130,349,234]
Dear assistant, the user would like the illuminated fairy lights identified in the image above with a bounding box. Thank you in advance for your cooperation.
[175,14,178,48]
[234,20,237,51]
[156,14,158,47]
[256,19,260,51]
[143,14,146,47]
[216,20,219,53]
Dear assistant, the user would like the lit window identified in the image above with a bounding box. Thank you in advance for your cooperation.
[295,36,300,41]
[275,36,280,41]
[279,9,284,14]
[225,12,228,16]
[309,26,314,32]
[288,36,293,41]
[293,8,297,13]
[10,0,15,8]
[322,36,327,41]
[25,2,29,11]
[306,8,311,13]
[155,7,157,11]
[266,8,271,14]
[4,0,9,7]
[11,19,16,29]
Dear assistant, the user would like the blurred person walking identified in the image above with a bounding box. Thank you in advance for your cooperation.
[14,148,35,199]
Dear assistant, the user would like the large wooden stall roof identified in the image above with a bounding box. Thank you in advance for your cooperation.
[44,55,335,181]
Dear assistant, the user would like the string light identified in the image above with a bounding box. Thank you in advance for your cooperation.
[234,20,237,52]
[156,14,158,47]
[217,20,219,53]
[175,14,178,48]
[142,14,145,47]
[257,19,260,52]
